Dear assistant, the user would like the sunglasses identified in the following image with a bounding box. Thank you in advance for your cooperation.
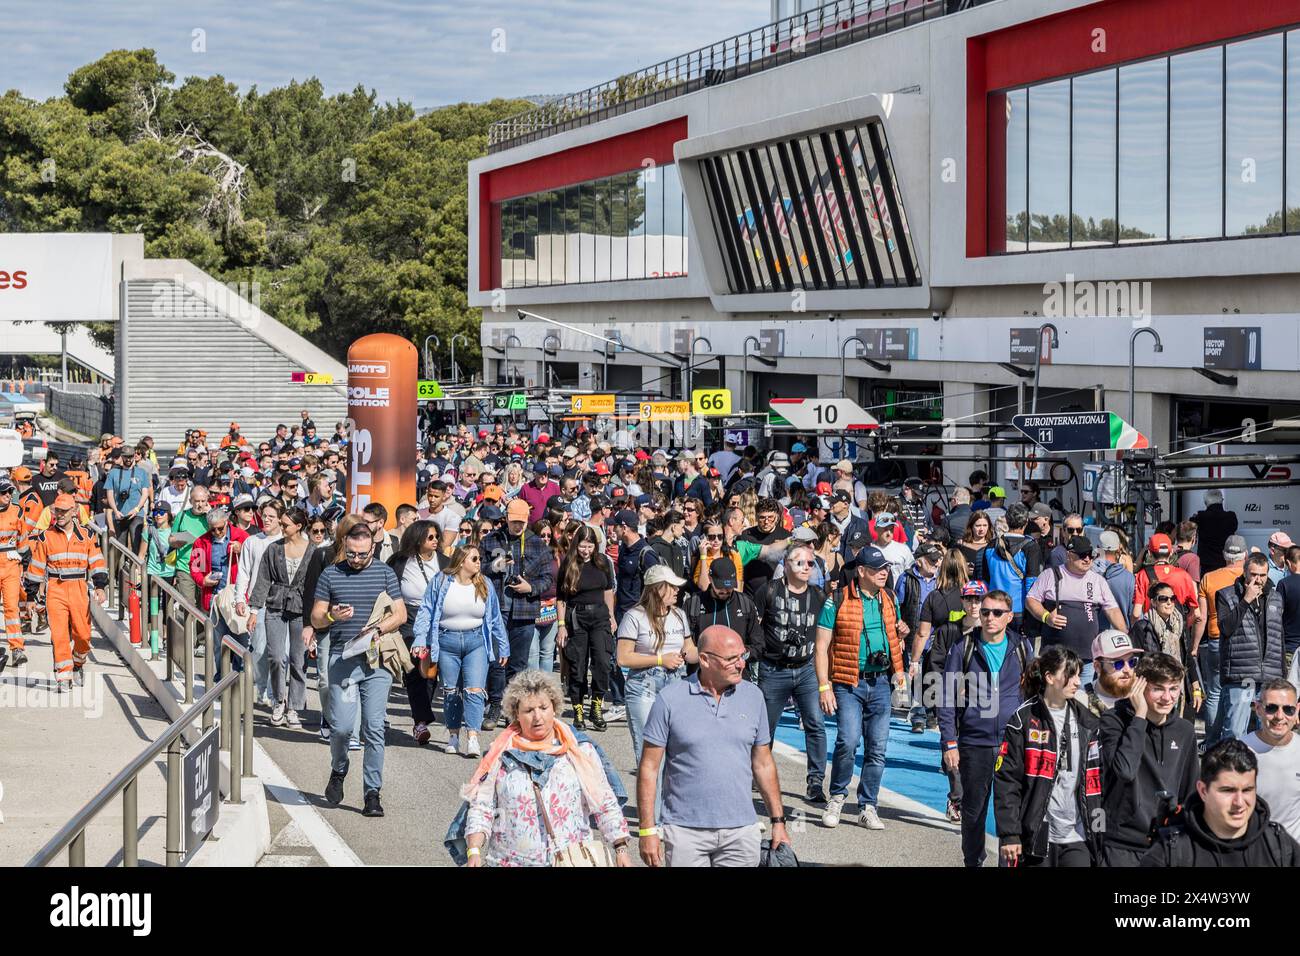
[425,532,440,541]
[1153,595,1176,603]
[1264,703,1298,716]
[310,527,327,534]
[344,550,372,560]
[1109,657,1139,671]
[979,608,1009,618]
[705,533,723,541]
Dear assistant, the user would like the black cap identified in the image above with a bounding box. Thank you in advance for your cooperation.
[1067,534,1095,558]
[915,542,941,561]
[613,509,639,529]
[832,489,852,504]
[478,504,503,522]
[709,557,738,589]
[589,495,611,512]
[846,529,872,552]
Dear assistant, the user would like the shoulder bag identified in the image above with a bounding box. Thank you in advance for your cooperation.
[532,779,613,867]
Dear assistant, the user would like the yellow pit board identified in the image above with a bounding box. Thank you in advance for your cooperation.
[640,400,692,422]
[571,394,616,415]
[692,388,732,416]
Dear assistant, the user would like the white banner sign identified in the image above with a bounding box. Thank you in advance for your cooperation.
[1179,443,1299,552]
[0,234,115,322]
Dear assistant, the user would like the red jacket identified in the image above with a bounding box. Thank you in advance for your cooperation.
[189,526,250,611]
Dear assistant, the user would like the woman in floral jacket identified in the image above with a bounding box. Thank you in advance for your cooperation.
[458,670,630,867]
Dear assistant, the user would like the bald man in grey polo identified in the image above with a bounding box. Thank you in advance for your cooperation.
[641,672,771,865]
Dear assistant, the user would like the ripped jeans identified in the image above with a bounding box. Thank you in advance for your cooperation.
[438,627,489,733]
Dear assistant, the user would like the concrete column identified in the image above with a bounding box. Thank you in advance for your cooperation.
[941,381,994,489]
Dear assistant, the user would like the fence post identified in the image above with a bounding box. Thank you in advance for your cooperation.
[220,645,232,751]
[205,619,215,695]
[68,830,85,867]
[123,776,138,867]
[183,616,195,704]
[230,665,244,805]
[166,737,182,867]
[242,651,254,780]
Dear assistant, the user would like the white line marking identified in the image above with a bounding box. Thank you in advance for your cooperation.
[253,741,363,867]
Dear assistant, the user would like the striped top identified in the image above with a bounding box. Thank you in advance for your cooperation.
[314,559,402,648]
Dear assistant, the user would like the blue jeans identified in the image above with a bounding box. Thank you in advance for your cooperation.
[249,609,271,699]
[327,651,393,793]
[830,675,892,809]
[1210,681,1256,744]
[489,620,539,705]
[626,666,682,764]
[1199,640,1222,735]
[758,661,827,787]
[529,621,557,673]
[316,633,360,739]
[439,628,489,732]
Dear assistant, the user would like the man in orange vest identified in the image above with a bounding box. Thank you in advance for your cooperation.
[0,478,28,668]
[25,494,107,689]
[11,466,43,634]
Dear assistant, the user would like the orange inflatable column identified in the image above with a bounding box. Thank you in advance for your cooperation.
[347,334,417,527]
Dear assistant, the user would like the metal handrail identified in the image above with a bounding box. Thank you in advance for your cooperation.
[25,641,253,867]
[487,0,979,152]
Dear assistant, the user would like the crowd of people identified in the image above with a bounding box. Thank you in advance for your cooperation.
[5,411,1300,869]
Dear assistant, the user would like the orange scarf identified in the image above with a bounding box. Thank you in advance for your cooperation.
[461,719,607,810]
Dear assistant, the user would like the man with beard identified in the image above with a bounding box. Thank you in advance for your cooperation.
[1099,652,1199,866]
[1083,629,1142,716]
[739,497,792,599]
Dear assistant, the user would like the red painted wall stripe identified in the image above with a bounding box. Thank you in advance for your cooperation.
[967,0,1299,257]
[478,117,688,290]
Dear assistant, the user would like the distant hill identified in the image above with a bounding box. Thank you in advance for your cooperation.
[416,93,559,115]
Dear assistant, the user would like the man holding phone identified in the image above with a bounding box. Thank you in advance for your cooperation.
[310,524,406,818]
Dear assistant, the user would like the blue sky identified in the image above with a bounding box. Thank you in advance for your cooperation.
[0,0,762,108]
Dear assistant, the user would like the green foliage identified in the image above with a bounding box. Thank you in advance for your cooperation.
[0,50,535,370]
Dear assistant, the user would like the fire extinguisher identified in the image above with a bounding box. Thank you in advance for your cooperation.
[128,582,142,647]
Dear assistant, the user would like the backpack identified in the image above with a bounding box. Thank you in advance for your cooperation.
[1157,819,1291,867]
[960,631,1030,675]
[982,538,1034,611]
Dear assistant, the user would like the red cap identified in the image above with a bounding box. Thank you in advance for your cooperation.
[594,462,610,476]
[816,481,833,495]
[634,450,650,461]
[611,486,626,497]
[1148,533,1173,556]
[511,445,524,455]
[478,429,488,438]
[537,433,551,443]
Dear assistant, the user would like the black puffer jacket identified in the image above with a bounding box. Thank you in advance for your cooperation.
[1140,795,1300,866]
[1215,576,1284,685]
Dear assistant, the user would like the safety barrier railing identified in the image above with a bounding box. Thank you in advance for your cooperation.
[487,0,981,151]
[25,631,254,867]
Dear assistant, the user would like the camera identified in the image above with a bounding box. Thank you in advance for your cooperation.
[867,650,889,670]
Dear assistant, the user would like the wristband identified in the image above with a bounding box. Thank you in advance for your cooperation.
[327,611,336,624]
[818,684,830,693]
[638,827,659,838]
[1041,610,1051,623]
[770,816,787,825]
[466,847,480,857]
[943,740,959,751]
[657,653,663,667]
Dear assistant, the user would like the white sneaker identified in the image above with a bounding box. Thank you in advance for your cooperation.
[603,704,627,722]
[445,734,460,755]
[271,702,286,726]
[859,805,885,830]
[822,794,846,828]
[286,710,302,728]
[465,734,482,758]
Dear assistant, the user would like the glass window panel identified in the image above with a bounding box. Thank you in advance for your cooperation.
[610,174,628,281]
[522,194,537,287]
[1226,34,1283,235]
[1071,70,1117,246]
[845,129,896,282]
[549,189,565,285]
[700,160,740,292]
[872,123,919,281]
[801,137,850,286]
[579,180,596,283]
[724,154,770,288]
[822,133,873,284]
[748,149,795,286]
[1170,46,1223,240]
[644,164,664,278]
[1118,59,1168,243]
[593,178,611,282]
[1028,79,1070,250]
[1004,89,1028,251]
[1289,31,1300,231]
[535,193,550,286]
[662,163,684,276]
[497,201,511,289]
[860,124,910,280]
[564,185,581,283]
[628,171,647,280]
[763,144,813,287]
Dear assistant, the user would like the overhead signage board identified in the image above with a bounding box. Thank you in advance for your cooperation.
[1011,411,1148,453]
[1203,327,1261,370]
[1010,328,1053,365]
[640,401,692,422]
[571,394,616,415]
[416,380,445,399]
[692,388,732,416]
[854,327,917,361]
[769,397,879,431]
[0,233,115,322]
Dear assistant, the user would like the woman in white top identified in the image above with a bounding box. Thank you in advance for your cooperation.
[235,499,283,707]
[389,520,449,745]
[617,564,699,762]
[412,546,509,759]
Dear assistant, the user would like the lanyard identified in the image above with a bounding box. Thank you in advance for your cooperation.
[1057,705,1074,773]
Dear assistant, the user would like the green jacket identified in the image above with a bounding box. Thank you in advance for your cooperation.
[172,509,209,571]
